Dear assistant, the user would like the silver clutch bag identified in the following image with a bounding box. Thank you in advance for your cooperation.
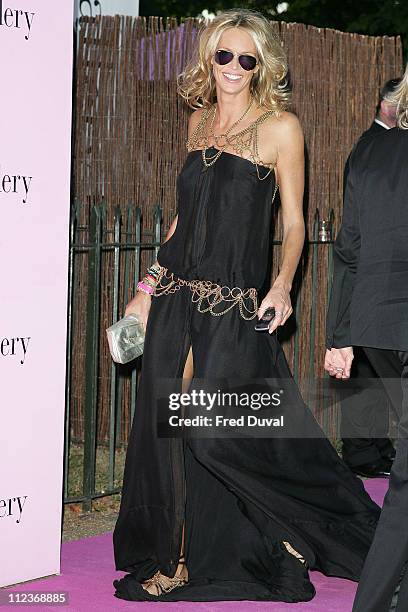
[106,313,145,364]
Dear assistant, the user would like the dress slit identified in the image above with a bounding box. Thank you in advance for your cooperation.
[168,321,194,576]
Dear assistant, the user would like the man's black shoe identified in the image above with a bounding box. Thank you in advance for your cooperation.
[350,458,392,478]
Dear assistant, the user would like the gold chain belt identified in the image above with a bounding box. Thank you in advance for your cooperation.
[153,265,258,320]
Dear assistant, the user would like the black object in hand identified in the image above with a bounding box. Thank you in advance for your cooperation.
[254,307,276,331]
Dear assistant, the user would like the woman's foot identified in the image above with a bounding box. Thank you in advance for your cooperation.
[282,541,308,566]
[140,556,188,596]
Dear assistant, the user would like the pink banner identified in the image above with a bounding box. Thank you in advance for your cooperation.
[0,1,74,586]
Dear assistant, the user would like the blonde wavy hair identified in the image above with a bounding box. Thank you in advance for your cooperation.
[177,9,291,114]
[385,62,408,129]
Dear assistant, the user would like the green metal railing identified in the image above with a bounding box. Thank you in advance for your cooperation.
[64,201,163,509]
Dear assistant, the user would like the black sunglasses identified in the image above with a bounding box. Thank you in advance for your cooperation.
[214,49,258,72]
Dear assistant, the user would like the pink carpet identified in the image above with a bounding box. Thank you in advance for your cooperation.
[3,479,387,611]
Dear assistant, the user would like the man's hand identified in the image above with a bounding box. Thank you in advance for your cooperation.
[324,347,354,379]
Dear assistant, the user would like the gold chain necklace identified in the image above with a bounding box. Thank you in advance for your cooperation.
[201,98,254,167]
[186,101,279,183]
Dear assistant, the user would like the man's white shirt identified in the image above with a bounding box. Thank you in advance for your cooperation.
[374,118,390,130]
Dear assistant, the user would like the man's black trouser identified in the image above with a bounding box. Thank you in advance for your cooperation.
[341,346,395,467]
[352,347,408,612]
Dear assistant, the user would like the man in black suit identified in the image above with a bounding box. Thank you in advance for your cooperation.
[325,70,408,611]
[340,79,401,479]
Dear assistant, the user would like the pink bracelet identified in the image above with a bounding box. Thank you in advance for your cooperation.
[137,281,154,295]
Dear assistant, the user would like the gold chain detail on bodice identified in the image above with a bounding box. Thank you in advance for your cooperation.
[187,104,278,182]
[153,265,258,320]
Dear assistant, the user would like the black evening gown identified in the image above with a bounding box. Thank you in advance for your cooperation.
[112,146,380,602]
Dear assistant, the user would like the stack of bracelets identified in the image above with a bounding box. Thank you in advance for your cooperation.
[136,263,162,296]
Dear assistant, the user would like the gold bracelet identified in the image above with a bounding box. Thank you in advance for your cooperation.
[142,275,157,288]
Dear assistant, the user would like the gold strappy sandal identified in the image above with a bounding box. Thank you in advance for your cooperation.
[141,555,188,596]
[283,541,308,567]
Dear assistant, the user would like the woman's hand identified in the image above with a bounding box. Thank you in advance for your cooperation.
[324,347,354,379]
[257,282,293,334]
[124,291,152,332]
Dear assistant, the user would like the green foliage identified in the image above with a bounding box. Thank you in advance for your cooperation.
[140,0,407,51]
[139,1,286,19]
[280,0,408,39]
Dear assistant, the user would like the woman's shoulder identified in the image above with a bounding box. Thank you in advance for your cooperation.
[261,110,303,138]
[187,107,208,139]
[260,111,304,155]
[256,110,303,163]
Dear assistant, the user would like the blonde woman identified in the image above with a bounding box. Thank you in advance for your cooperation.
[113,9,380,603]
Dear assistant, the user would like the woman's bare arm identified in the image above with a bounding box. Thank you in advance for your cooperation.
[257,112,305,333]
[149,109,202,269]
[125,110,202,322]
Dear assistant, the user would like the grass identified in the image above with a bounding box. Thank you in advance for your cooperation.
[63,443,126,541]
